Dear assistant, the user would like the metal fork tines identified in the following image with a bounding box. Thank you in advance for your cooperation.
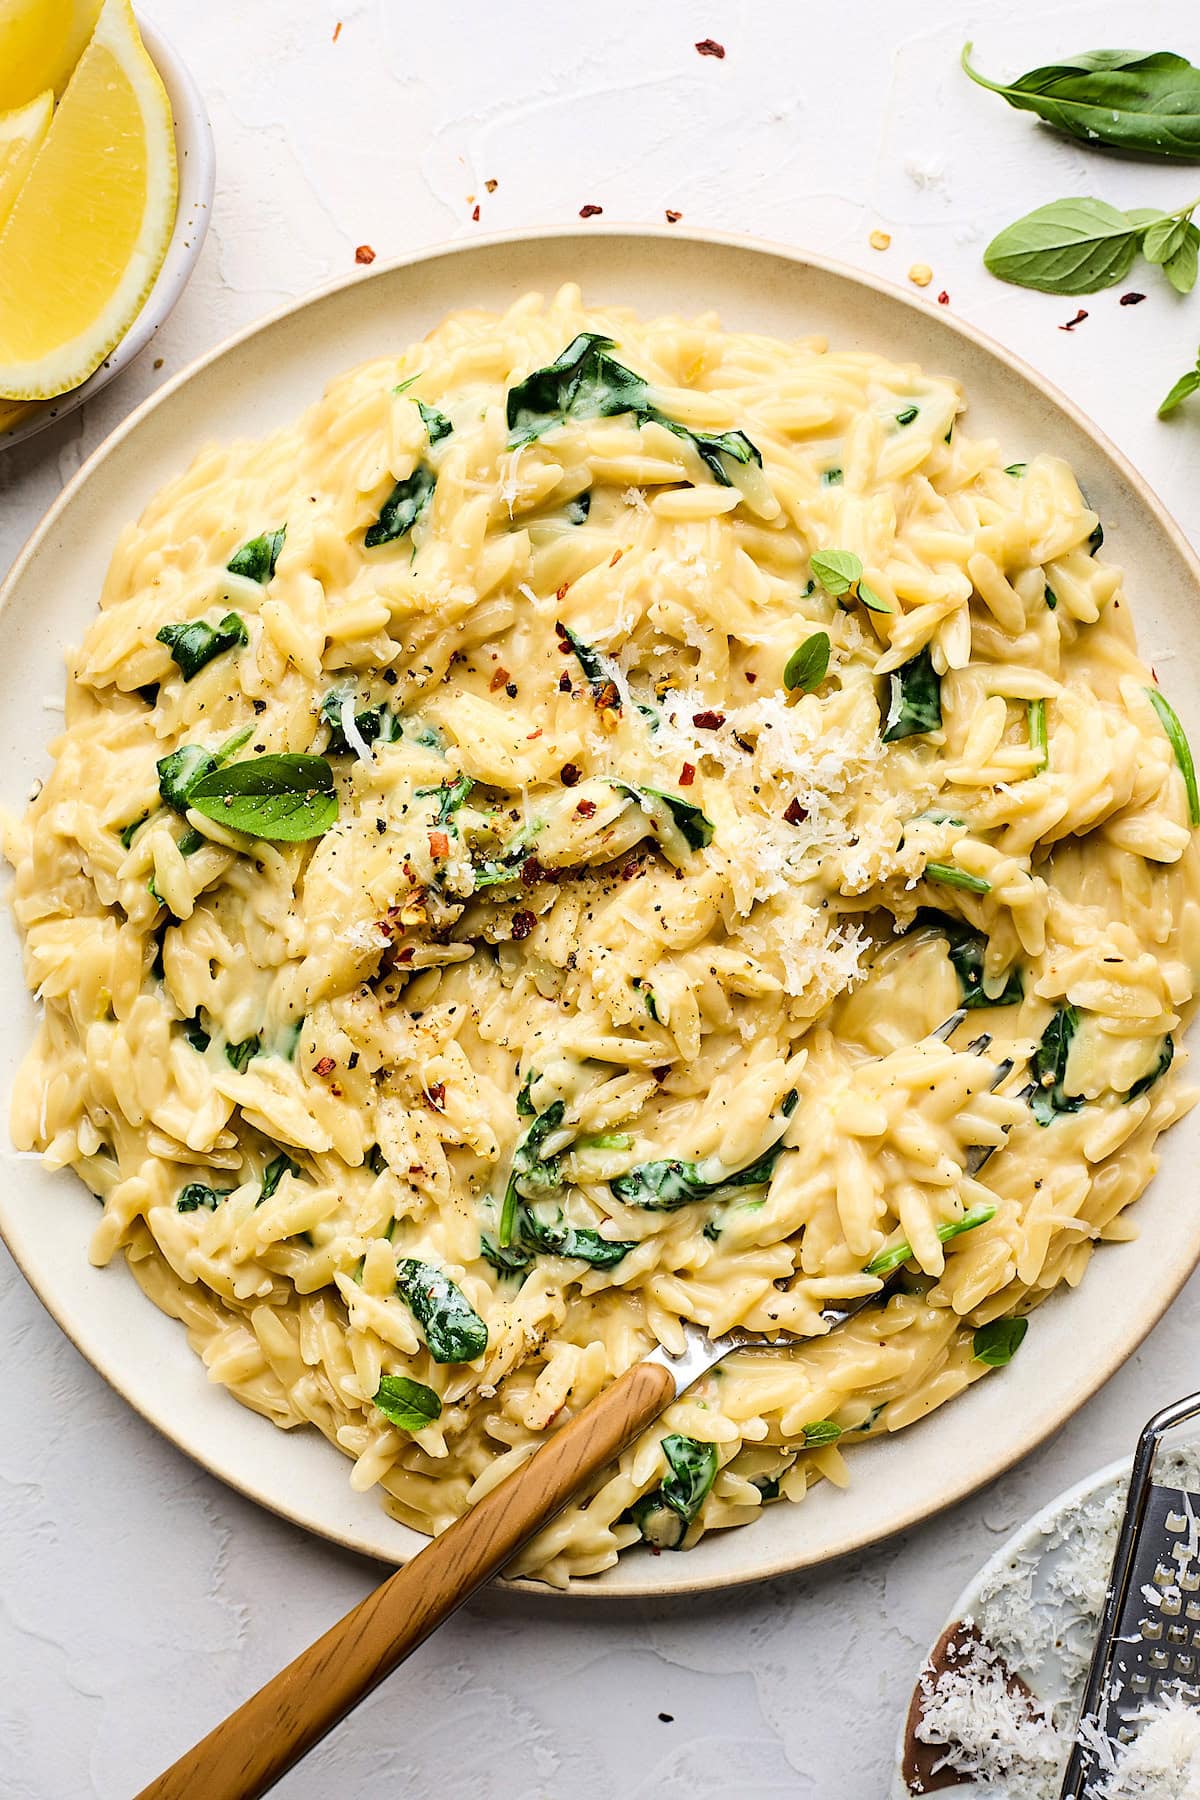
[1061,1393,1200,1797]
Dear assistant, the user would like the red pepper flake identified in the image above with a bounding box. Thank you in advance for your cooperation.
[526,728,543,740]
[936,290,950,305]
[610,549,623,566]
[1120,291,1146,306]
[511,910,536,940]
[575,798,597,818]
[558,672,572,691]
[556,582,570,602]
[395,946,415,965]
[429,830,449,859]
[425,1082,446,1111]
[595,679,621,712]
[692,709,725,730]
[679,762,696,787]
[471,204,481,223]
[313,1056,336,1076]
[579,204,603,219]
[783,797,809,826]
[489,666,510,691]
[1060,309,1088,332]
[354,244,376,265]
[621,858,641,880]
[521,857,545,887]
[560,762,581,786]
[485,178,498,194]
[695,37,725,57]
[665,209,682,224]
[332,19,342,41]
[409,1164,425,1176]
[745,671,757,684]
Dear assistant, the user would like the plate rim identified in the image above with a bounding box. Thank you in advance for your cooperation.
[3,221,1200,1600]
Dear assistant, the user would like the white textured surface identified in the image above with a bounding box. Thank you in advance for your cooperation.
[4,3,1200,1794]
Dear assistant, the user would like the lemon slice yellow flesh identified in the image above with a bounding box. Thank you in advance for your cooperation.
[0,0,177,400]
[0,0,101,109]
[0,89,53,232]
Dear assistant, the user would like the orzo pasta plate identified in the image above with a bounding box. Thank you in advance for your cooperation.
[3,228,1200,1597]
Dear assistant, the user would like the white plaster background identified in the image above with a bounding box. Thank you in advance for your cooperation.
[4,2,1200,1794]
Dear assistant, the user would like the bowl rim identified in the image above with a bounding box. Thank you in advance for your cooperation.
[0,10,216,448]
[3,221,1200,1600]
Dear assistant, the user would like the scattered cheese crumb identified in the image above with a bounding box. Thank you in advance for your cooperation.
[869,229,892,252]
[908,263,933,288]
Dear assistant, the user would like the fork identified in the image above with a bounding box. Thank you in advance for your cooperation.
[135,1008,1017,1800]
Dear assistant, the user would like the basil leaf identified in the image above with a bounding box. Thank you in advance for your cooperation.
[364,465,436,548]
[176,1181,230,1213]
[188,754,337,842]
[156,725,255,813]
[983,197,1141,295]
[972,1316,1028,1367]
[864,1202,996,1278]
[881,646,942,743]
[784,633,831,693]
[660,1434,718,1528]
[416,399,452,444]
[157,612,248,682]
[1165,222,1200,293]
[1144,212,1192,264]
[961,44,1200,161]
[1030,1005,1083,1124]
[801,1420,842,1447]
[394,1259,489,1363]
[1158,366,1200,417]
[810,548,862,597]
[258,1153,299,1204]
[1145,686,1200,824]
[227,527,285,583]
[1125,1034,1174,1103]
[373,1373,442,1431]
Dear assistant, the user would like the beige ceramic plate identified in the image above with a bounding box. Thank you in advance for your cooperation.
[3,227,1199,1598]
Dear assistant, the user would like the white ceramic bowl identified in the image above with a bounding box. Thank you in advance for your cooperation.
[0,13,214,449]
[3,227,1200,1597]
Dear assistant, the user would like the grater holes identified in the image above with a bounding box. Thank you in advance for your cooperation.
[1167,1509,1189,1532]
[1143,1618,1164,1639]
[1169,1622,1190,1645]
[1189,1601,1200,1621]
[1151,1647,1170,1669]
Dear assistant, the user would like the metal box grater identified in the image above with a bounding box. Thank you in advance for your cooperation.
[1061,1395,1200,1797]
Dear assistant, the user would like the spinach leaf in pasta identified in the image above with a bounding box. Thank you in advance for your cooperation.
[557,622,623,711]
[1124,1033,1174,1102]
[225,1035,260,1074]
[176,1181,231,1213]
[373,1373,442,1431]
[416,399,452,444]
[611,1092,797,1210]
[188,754,338,842]
[499,1098,567,1245]
[258,1152,300,1205]
[416,773,474,829]
[1029,1005,1083,1124]
[119,812,149,849]
[320,688,401,755]
[630,1435,719,1550]
[157,725,254,814]
[914,911,1023,1009]
[157,612,248,681]
[227,526,286,583]
[364,465,436,548]
[611,781,714,857]
[394,1259,489,1363]
[653,417,762,488]
[881,647,942,743]
[507,1204,635,1270]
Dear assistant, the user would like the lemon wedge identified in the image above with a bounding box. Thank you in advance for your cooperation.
[0,0,101,109]
[0,0,177,400]
[0,88,52,232]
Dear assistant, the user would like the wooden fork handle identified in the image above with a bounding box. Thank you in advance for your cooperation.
[135,1355,677,1800]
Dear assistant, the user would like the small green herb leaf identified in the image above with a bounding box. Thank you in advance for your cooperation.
[394,1259,489,1363]
[611,1095,796,1210]
[810,548,862,597]
[1158,365,1200,417]
[961,45,1200,161]
[1125,1034,1175,1103]
[1145,686,1200,825]
[857,579,893,614]
[188,754,338,842]
[783,633,831,693]
[801,1420,842,1447]
[895,405,919,426]
[156,725,254,813]
[416,399,453,444]
[227,527,286,584]
[258,1153,299,1205]
[364,466,436,548]
[1028,698,1048,774]
[225,1035,260,1074]
[1165,223,1200,293]
[660,1434,718,1529]
[915,910,1023,1009]
[972,1316,1028,1367]
[119,812,149,849]
[983,197,1142,295]
[373,1373,443,1431]
[157,613,248,682]
[881,646,942,743]
[176,1181,231,1213]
